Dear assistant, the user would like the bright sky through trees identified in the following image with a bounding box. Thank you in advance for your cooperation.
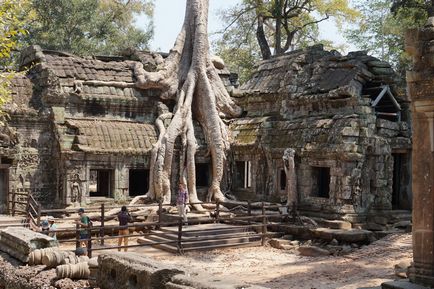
[136,0,354,53]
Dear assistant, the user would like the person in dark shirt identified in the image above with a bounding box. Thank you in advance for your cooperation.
[117,206,132,252]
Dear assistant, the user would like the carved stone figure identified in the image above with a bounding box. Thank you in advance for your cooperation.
[70,174,82,204]
[283,148,297,206]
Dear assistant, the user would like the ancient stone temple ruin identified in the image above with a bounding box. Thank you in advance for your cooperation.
[230,45,412,222]
[0,45,412,223]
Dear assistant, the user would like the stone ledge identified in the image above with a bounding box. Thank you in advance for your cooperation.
[381,280,431,289]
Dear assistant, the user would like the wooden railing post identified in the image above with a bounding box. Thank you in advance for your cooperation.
[215,200,220,223]
[177,218,183,254]
[25,193,31,227]
[100,203,105,245]
[75,223,80,250]
[36,205,41,227]
[261,202,267,246]
[11,191,16,216]
[87,225,92,258]
[157,199,163,229]
[247,200,251,225]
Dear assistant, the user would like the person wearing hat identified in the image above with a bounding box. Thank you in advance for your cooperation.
[41,219,50,233]
[47,216,57,240]
[75,208,90,248]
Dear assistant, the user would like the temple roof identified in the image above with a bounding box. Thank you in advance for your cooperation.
[64,118,157,154]
[239,45,399,100]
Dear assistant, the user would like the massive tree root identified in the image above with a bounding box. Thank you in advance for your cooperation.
[131,0,241,209]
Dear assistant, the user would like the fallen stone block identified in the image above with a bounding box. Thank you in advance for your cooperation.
[56,262,90,279]
[310,228,374,243]
[0,227,58,263]
[298,246,331,257]
[97,253,183,289]
[170,273,270,289]
[268,238,294,249]
[97,253,270,289]
[28,247,57,265]
[394,261,411,279]
[42,250,88,268]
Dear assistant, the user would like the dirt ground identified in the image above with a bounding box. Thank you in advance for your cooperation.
[79,232,411,289]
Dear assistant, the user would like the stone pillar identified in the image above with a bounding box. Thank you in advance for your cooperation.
[283,148,297,206]
[405,18,434,287]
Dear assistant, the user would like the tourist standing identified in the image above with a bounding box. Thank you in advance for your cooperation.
[76,208,90,248]
[47,216,58,240]
[117,206,132,252]
[177,183,189,224]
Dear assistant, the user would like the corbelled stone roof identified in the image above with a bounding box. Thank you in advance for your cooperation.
[239,45,398,99]
[3,75,37,115]
[65,119,157,154]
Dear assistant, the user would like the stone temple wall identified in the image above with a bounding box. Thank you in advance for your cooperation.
[229,45,412,221]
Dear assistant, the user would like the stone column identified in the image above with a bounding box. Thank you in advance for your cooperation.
[283,148,297,206]
[405,18,434,287]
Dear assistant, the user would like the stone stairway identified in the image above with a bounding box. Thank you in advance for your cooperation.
[137,223,262,253]
[0,215,28,229]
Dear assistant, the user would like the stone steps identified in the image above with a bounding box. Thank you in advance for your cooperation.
[137,223,261,253]
[0,215,27,229]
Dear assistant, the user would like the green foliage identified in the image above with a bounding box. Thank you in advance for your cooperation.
[214,0,358,84]
[0,0,30,114]
[24,0,154,55]
[345,0,427,76]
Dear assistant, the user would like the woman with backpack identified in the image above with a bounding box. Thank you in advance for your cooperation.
[117,206,132,252]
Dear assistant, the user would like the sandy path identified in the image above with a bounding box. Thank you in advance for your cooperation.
[129,233,412,289]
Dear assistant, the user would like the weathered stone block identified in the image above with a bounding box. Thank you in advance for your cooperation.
[0,227,58,263]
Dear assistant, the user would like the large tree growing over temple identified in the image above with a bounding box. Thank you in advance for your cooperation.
[133,0,242,208]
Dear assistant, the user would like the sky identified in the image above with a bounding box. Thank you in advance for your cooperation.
[136,0,355,53]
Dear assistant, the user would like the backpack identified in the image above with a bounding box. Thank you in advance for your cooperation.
[87,216,93,228]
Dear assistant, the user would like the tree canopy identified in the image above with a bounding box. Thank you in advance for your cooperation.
[218,0,358,60]
[345,0,427,76]
[214,0,358,83]
[24,0,154,55]
[0,0,29,115]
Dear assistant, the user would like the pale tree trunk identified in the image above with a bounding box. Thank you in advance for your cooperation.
[130,0,242,210]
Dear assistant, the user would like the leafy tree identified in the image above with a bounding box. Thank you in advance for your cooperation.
[391,0,434,16]
[214,0,358,84]
[345,0,427,76]
[0,0,29,115]
[24,0,154,55]
[217,0,358,61]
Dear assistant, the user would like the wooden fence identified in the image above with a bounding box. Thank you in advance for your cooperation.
[8,191,290,256]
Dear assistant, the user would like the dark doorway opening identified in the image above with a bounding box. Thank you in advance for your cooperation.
[392,153,410,210]
[89,169,113,197]
[195,163,209,187]
[280,169,286,191]
[311,167,330,198]
[0,169,8,213]
[129,169,149,196]
[234,161,252,189]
